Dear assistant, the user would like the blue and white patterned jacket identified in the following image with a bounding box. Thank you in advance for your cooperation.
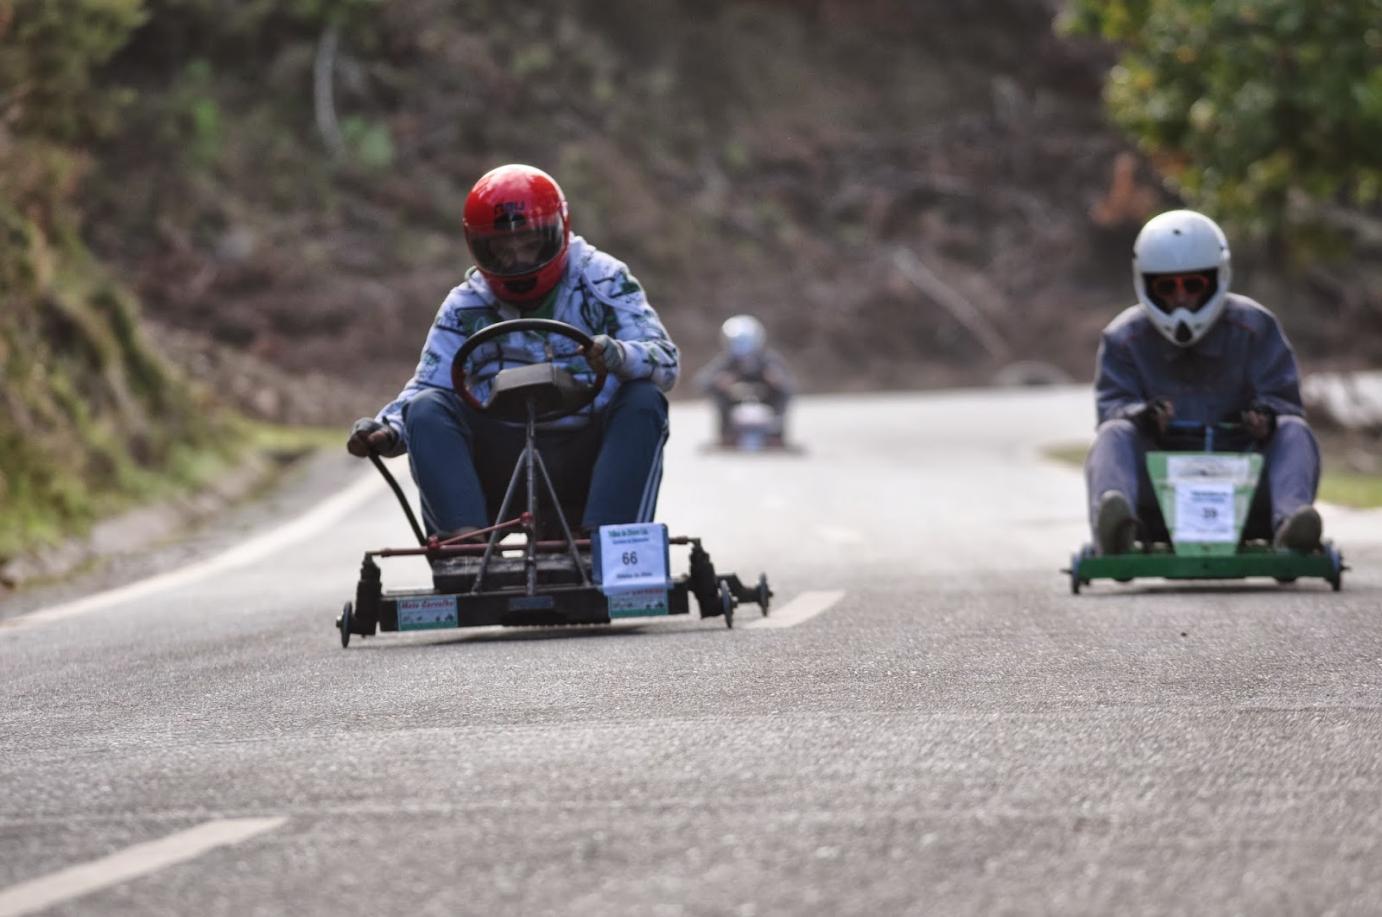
[376,236,679,444]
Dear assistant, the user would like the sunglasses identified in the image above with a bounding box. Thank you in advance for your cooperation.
[1148,273,1212,299]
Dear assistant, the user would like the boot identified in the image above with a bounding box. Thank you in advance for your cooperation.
[1095,490,1138,555]
[1274,506,1322,553]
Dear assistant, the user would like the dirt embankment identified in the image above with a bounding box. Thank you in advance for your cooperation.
[87,0,1381,424]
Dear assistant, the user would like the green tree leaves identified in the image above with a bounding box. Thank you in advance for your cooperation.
[1062,0,1382,247]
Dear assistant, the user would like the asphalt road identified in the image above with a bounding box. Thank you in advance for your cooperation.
[2,387,1379,916]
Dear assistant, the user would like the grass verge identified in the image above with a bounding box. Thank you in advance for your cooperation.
[1042,441,1382,509]
[0,421,340,567]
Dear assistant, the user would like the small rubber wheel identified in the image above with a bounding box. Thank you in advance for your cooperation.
[1068,552,1082,595]
[756,573,772,616]
[719,581,735,629]
[337,601,353,649]
[1327,545,1344,592]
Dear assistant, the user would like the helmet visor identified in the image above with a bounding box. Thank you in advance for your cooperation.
[1144,270,1217,312]
[467,212,565,278]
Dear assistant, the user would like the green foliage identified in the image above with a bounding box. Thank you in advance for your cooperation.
[0,0,146,141]
[0,0,244,562]
[169,58,223,169]
[146,0,378,29]
[341,115,395,170]
[139,0,385,54]
[0,196,233,558]
[1061,0,1382,245]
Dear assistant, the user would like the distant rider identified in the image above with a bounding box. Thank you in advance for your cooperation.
[1085,209,1322,554]
[694,315,795,445]
[346,164,679,537]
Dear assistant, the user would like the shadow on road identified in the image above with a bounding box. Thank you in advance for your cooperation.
[348,620,729,650]
[1070,582,1349,598]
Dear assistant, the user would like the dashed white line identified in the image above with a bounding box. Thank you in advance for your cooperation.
[0,817,287,917]
[745,589,846,629]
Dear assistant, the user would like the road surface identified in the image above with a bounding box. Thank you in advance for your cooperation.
[2,387,1379,916]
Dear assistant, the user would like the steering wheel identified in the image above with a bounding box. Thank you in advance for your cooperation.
[450,318,608,422]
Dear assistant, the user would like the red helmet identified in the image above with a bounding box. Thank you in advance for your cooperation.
[462,164,570,304]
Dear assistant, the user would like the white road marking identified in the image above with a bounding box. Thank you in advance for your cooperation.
[0,817,287,917]
[745,590,845,629]
[1,468,384,633]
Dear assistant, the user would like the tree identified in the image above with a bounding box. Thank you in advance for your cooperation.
[1062,0,1382,249]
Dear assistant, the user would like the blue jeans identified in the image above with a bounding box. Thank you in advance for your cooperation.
[1084,415,1320,539]
[402,381,669,534]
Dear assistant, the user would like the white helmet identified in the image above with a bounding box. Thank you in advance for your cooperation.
[1132,209,1232,347]
[721,315,766,359]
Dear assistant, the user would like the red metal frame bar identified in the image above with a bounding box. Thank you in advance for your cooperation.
[368,523,700,559]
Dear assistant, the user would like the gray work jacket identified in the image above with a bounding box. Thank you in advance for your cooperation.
[1094,293,1305,427]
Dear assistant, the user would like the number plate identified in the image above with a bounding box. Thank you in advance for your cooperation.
[1172,481,1236,542]
[594,523,670,616]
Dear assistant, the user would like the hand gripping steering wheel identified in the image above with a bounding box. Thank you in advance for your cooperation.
[450,318,608,423]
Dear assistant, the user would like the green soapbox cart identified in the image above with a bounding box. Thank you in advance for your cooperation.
[1066,420,1345,594]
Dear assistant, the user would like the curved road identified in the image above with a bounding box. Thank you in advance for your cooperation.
[2,388,1379,915]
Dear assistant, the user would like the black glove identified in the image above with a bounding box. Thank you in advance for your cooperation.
[1132,398,1174,439]
[347,417,400,457]
[1241,401,1278,441]
[584,334,626,375]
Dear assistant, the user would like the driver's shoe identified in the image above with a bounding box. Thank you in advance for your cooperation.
[1274,506,1322,553]
[1095,490,1138,555]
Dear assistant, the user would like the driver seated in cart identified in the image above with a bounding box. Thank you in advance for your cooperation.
[694,314,795,446]
[346,163,679,538]
[1085,209,1323,555]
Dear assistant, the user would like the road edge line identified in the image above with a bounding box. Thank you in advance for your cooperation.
[2,468,384,632]
[0,817,287,917]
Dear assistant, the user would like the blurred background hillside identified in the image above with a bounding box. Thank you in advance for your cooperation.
[2,0,1380,559]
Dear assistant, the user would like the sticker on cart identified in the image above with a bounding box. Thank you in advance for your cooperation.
[606,586,670,618]
[1167,454,1252,484]
[397,594,459,631]
[595,523,669,593]
[1173,481,1236,542]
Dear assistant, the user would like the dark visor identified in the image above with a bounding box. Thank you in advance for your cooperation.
[1144,270,1217,311]
[468,217,564,277]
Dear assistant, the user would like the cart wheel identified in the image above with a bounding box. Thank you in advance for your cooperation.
[756,573,772,616]
[337,601,353,648]
[1327,545,1344,592]
[719,581,735,629]
[1068,551,1083,595]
